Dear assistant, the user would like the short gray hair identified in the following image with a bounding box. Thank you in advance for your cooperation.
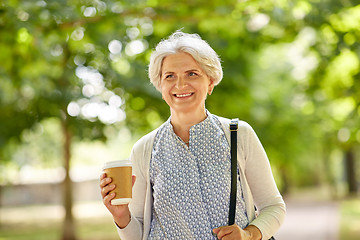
[148,31,223,91]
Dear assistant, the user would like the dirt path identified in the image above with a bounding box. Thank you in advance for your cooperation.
[274,199,340,240]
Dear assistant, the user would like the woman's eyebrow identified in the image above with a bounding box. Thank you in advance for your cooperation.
[185,69,201,73]
[162,71,174,76]
[162,69,201,77]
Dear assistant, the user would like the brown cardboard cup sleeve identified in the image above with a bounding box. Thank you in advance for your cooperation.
[103,160,132,205]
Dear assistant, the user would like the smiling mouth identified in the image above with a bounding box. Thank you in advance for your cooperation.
[174,93,194,98]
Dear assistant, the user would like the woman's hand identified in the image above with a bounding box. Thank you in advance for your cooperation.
[100,173,136,228]
[212,224,262,240]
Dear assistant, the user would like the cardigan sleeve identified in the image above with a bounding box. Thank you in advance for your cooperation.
[240,122,286,240]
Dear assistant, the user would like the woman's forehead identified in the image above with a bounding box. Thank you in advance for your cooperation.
[162,52,202,72]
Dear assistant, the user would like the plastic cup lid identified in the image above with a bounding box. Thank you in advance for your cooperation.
[103,160,131,170]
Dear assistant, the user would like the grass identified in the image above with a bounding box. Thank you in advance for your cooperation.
[76,217,120,240]
[0,217,119,240]
[0,221,60,240]
[0,201,119,240]
[339,197,360,240]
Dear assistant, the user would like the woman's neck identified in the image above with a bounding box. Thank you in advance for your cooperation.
[170,108,207,142]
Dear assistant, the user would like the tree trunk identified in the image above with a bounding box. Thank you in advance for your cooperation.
[322,142,337,198]
[0,184,2,227]
[345,149,357,195]
[61,116,77,240]
[279,165,290,195]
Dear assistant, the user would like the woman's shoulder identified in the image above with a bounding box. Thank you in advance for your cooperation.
[213,114,253,131]
[130,123,165,172]
[133,128,159,152]
[132,121,168,153]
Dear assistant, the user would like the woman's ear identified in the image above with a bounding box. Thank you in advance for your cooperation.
[208,78,215,95]
[208,88,214,95]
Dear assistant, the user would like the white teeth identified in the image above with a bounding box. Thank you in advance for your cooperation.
[176,93,192,97]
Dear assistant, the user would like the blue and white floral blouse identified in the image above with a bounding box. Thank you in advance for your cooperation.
[148,111,249,239]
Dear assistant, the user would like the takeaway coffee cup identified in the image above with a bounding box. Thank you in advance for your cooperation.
[103,160,132,205]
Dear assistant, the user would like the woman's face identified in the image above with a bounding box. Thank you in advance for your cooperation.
[160,52,214,116]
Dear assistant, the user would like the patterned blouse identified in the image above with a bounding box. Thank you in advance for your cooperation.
[148,111,249,239]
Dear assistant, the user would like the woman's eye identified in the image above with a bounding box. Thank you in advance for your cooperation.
[189,72,197,77]
[165,74,174,79]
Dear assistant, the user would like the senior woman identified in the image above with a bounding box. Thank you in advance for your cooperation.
[100,31,285,240]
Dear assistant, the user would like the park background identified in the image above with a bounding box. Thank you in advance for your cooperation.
[0,0,359,239]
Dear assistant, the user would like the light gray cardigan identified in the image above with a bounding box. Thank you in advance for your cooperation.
[117,116,286,240]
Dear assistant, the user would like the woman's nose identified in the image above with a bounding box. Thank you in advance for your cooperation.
[175,77,187,89]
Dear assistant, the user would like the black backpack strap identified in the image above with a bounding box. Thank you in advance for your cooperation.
[228,118,238,225]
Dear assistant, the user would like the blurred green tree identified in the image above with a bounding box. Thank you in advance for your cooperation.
[303,2,360,194]
[0,0,163,239]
